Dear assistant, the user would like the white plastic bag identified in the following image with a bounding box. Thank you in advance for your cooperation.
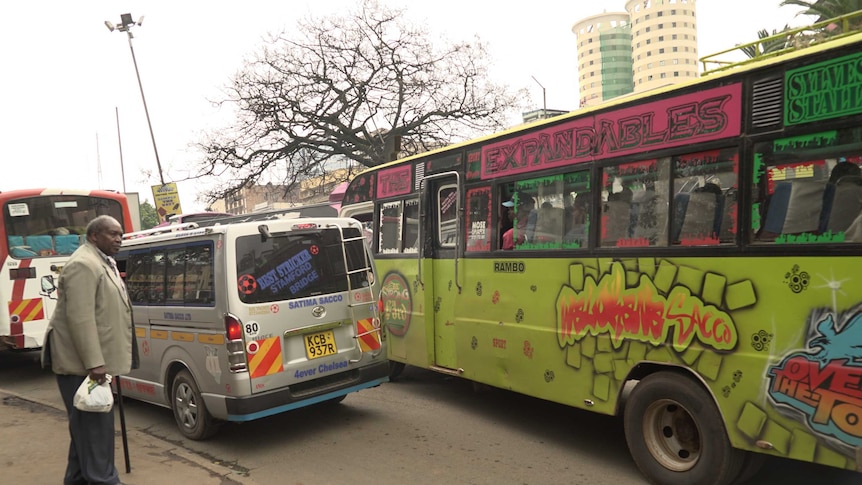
[73,374,114,413]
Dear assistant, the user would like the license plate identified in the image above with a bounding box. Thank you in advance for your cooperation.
[304,330,337,359]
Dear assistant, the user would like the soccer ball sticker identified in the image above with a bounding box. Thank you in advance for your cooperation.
[238,274,258,295]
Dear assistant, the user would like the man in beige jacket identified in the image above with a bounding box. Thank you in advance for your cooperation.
[42,215,138,485]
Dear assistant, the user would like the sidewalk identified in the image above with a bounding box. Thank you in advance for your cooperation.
[0,389,259,485]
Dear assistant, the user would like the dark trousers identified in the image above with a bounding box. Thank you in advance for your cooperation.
[56,374,120,485]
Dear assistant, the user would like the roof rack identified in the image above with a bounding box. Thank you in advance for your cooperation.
[121,223,218,246]
[700,9,862,75]
[123,222,202,240]
[191,204,338,228]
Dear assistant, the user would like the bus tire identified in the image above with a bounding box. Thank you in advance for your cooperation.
[171,369,219,440]
[734,451,767,484]
[624,372,743,485]
[388,361,406,381]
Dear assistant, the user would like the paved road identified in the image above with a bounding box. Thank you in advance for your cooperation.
[2,350,860,484]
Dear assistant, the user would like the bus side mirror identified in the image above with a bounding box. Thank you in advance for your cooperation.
[41,275,57,299]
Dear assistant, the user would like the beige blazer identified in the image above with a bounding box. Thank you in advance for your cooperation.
[42,241,133,376]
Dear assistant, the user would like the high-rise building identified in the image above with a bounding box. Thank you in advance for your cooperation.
[572,12,634,108]
[572,0,699,107]
[627,0,699,93]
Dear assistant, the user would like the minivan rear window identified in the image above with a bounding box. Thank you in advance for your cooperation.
[235,227,369,304]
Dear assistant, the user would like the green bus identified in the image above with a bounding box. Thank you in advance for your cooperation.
[338,23,862,485]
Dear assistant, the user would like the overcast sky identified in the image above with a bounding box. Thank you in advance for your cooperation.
[0,1,812,212]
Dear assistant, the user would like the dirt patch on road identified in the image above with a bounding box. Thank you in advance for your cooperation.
[2,394,66,417]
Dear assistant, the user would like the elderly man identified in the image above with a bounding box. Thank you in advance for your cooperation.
[42,215,137,485]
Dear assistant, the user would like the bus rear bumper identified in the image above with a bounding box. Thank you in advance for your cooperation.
[213,360,390,422]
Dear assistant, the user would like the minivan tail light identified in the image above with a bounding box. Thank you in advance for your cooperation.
[224,313,248,372]
[225,314,243,341]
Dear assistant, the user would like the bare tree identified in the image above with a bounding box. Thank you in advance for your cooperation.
[193,0,528,202]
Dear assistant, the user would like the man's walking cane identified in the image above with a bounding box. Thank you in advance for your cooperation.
[114,375,131,473]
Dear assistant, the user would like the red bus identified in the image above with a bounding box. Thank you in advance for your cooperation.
[0,188,134,350]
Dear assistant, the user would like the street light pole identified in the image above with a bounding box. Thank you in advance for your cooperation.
[115,107,127,193]
[531,75,547,119]
[105,13,165,186]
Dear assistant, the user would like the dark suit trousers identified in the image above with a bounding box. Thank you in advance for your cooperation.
[57,374,120,485]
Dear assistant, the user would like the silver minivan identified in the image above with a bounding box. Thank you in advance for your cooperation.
[116,216,387,439]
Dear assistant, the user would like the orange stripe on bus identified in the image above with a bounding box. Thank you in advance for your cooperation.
[150,330,168,339]
[135,328,146,338]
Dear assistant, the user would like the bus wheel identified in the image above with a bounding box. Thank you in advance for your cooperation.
[388,361,406,381]
[734,451,767,484]
[171,369,219,440]
[624,372,743,485]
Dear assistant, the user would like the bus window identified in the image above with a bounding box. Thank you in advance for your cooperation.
[504,171,591,250]
[438,185,458,247]
[466,187,492,252]
[338,202,374,248]
[379,201,403,254]
[3,194,126,258]
[602,158,670,247]
[377,199,419,254]
[562,171,591,249]
[753,128,862,244]
[671,148,739,245]
[403,199,420,253]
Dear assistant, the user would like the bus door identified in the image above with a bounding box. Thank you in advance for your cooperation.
[420,173,462,372]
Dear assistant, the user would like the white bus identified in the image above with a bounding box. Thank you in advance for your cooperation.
[1,188,134,351]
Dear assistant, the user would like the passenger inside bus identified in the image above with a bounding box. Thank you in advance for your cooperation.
[533,201,565,243]
[602,187,634,244]
[521,195,537,244]
[500,198,514,249]
[501,192,536,249]
[564,193,590,245]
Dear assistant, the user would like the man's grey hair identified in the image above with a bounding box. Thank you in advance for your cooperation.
[86,215,121,237]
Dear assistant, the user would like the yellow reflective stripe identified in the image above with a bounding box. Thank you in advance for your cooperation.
[142,329,225,345]
[198,334,225,345]
[171,332,194,342]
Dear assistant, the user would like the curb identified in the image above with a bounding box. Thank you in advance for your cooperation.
[0,388,258,485]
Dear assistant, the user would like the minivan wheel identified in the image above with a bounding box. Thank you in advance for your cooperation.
[171,369,220,440]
